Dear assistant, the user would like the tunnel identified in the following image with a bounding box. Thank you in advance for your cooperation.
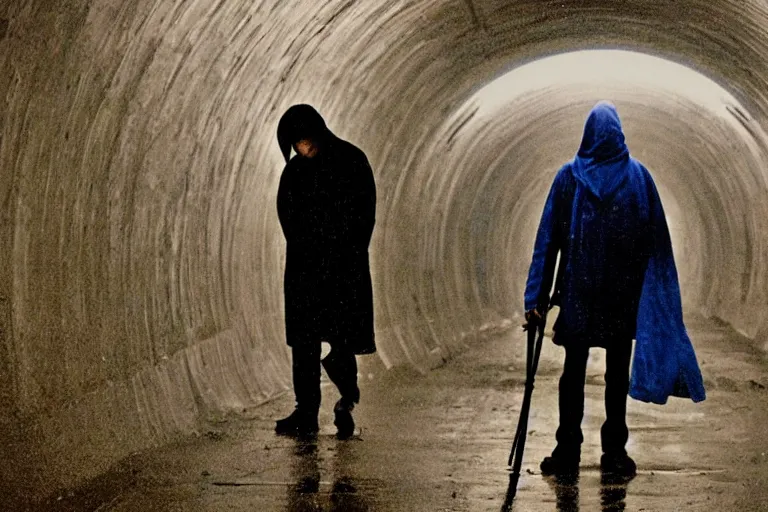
[2,0,768,508]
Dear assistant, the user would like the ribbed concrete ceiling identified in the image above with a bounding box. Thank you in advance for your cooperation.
[2,0,768,502]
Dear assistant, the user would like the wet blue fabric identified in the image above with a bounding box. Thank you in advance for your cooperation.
[524,101,706,404]
[628,181,707,404]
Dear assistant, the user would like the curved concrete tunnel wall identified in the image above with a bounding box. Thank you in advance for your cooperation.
[2,0,768,500]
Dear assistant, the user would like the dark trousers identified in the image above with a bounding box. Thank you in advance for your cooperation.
[292,343,360,415]
[555,340,632,457]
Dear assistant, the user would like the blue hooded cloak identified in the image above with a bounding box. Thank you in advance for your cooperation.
[524,101,706,405]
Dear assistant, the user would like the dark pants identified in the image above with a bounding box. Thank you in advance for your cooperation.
[555,340,632,457]
[292,343,360,415]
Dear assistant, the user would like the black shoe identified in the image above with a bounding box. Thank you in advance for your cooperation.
[600,453,637,478]
[333,399,355,440]
[540,454,580,476]
[275,410,319,437]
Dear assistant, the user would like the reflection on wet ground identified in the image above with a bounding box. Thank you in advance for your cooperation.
[546,473,581,512]
[504,471,631,512]
[598,473,631,511]
[30,314,768,511]
[286,439,372,512]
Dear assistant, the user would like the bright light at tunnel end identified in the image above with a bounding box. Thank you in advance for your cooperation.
[473,49,751,121]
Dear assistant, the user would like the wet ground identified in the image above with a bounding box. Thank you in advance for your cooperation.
[32,313,768,511]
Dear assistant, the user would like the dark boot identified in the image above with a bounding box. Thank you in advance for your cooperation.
[600,452,637,478]
[333,399,355,440]
[540,445,581,475]
[275,409,319,437]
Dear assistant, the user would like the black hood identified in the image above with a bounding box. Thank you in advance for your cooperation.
[277,104,331,163]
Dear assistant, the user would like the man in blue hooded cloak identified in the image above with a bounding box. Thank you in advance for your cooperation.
[524,101,706,477]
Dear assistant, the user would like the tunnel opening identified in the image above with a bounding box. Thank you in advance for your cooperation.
[406,48,768,349]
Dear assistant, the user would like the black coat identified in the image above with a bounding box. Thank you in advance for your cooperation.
[277,136,376,354]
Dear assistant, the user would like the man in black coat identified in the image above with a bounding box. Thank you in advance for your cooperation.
[274,104,376,439]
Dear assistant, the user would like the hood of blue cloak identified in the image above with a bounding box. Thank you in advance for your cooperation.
[572,101,631,203]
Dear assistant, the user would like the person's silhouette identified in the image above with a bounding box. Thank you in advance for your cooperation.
[523,101,705,477]
[275,104,377,440]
